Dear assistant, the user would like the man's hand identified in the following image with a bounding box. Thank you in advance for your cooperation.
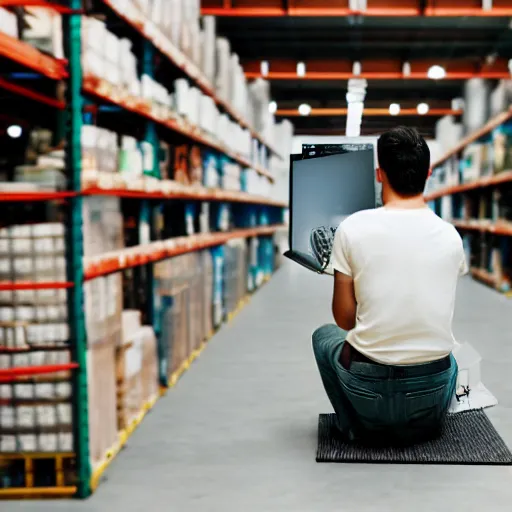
[332,270,357,330]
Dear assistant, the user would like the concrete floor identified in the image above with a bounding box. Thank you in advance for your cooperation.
[7,262,512,511]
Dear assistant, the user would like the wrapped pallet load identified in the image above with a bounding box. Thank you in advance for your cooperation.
[155,256,190,380]
[0,224,74,455]
[85,273,123,469]
[117,310,159,430]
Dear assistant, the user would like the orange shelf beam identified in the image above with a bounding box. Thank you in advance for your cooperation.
[0,281,73,291]
[246,70,511,80]
[84,225,285,280]
[0,1,81,14]
[276,107,461,117]
[0,32,67,80]
[82,185,287,207]
[451,219,512,237]
[0,363,78,383]
[101,0,279,157]
[425,170,512,201]
[0,191,76,201]
[0,77,65,109]
[202,5,512,17]
[431,108,512,169]
[82,75,274,182]
[244,58,510,82]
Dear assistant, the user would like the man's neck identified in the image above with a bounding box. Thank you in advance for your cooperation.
[382,189,427,210]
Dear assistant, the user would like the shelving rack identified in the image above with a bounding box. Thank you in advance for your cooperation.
[425,107,512,295]
[0,1,289,499]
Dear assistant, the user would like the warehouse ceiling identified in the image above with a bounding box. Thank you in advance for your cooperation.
[201,0,512,137]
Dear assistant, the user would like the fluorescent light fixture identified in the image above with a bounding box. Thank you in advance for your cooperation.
[389,103,400,116]
[297,62,306,77]
[268,101,277,114]
[417,103,429,115]
[260,61,269,76]
[298,103,311,116]
[427,65,446,80]
[7,125,22,138]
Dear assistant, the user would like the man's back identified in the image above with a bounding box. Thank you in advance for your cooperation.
[331,206,467,365]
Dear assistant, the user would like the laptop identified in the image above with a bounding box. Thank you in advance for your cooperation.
[284,144,376,274]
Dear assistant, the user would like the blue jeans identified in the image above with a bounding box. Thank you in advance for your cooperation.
[312,324,458,444]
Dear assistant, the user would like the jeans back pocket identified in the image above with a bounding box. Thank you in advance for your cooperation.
[341,381,384,426]
[405,384,448,425]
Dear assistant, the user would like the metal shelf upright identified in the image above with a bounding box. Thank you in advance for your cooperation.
[63,0,91,498]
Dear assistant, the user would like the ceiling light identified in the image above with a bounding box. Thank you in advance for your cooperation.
[417,103,429,115]
[260,61,269,77]
[7,125,22,138]
[402,62,411,77]
[427,65,446,80]
[297,62,306,77]
[268,101,277,114]
[389,103,400,116]
[298,103,311,116]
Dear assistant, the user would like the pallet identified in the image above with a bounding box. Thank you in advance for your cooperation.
[0,452,75,499]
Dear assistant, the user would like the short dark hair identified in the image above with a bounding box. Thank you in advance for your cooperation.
[377,126,430,196]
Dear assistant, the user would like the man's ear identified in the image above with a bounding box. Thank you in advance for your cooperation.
[376,167,383,183]
[427,167,433,178]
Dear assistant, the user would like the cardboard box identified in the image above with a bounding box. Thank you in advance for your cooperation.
[87,335,119,468]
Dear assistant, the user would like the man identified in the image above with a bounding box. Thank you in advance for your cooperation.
[313,126,466,444]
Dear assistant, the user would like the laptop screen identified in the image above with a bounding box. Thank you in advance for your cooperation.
[289,148,376,257]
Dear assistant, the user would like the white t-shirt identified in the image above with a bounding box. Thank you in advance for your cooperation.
[331,207,468,365]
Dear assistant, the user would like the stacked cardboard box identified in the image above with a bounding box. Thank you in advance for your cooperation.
[154,251,213,379]
[116,310,159,430]
[0,222,72,453]
[0,376,73,453]
[84,271,123,469]
[224,240,248,317]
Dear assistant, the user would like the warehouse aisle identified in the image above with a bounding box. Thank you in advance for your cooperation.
[8,262,512,512]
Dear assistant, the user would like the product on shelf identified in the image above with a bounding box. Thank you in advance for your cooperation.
[0,7,18,39]
[22,7,64,59]
[189,145,204,186]
[173,145,190,185]
[82,196,124,259]
[463,78,491,134]
[490,80,512,118]
[493,125,512,174]
[435,116,464,157]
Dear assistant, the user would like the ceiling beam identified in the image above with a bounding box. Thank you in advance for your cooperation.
[276,108,462,117]
[244,58,511,81]
[293,127,435,137]
[202,5,512,17]
[249,70,510,79]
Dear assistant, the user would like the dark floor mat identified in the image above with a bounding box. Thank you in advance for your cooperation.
[317,410,512,465]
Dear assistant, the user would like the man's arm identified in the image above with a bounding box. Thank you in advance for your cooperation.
[332,270,357,330]
[330,223,357,330]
